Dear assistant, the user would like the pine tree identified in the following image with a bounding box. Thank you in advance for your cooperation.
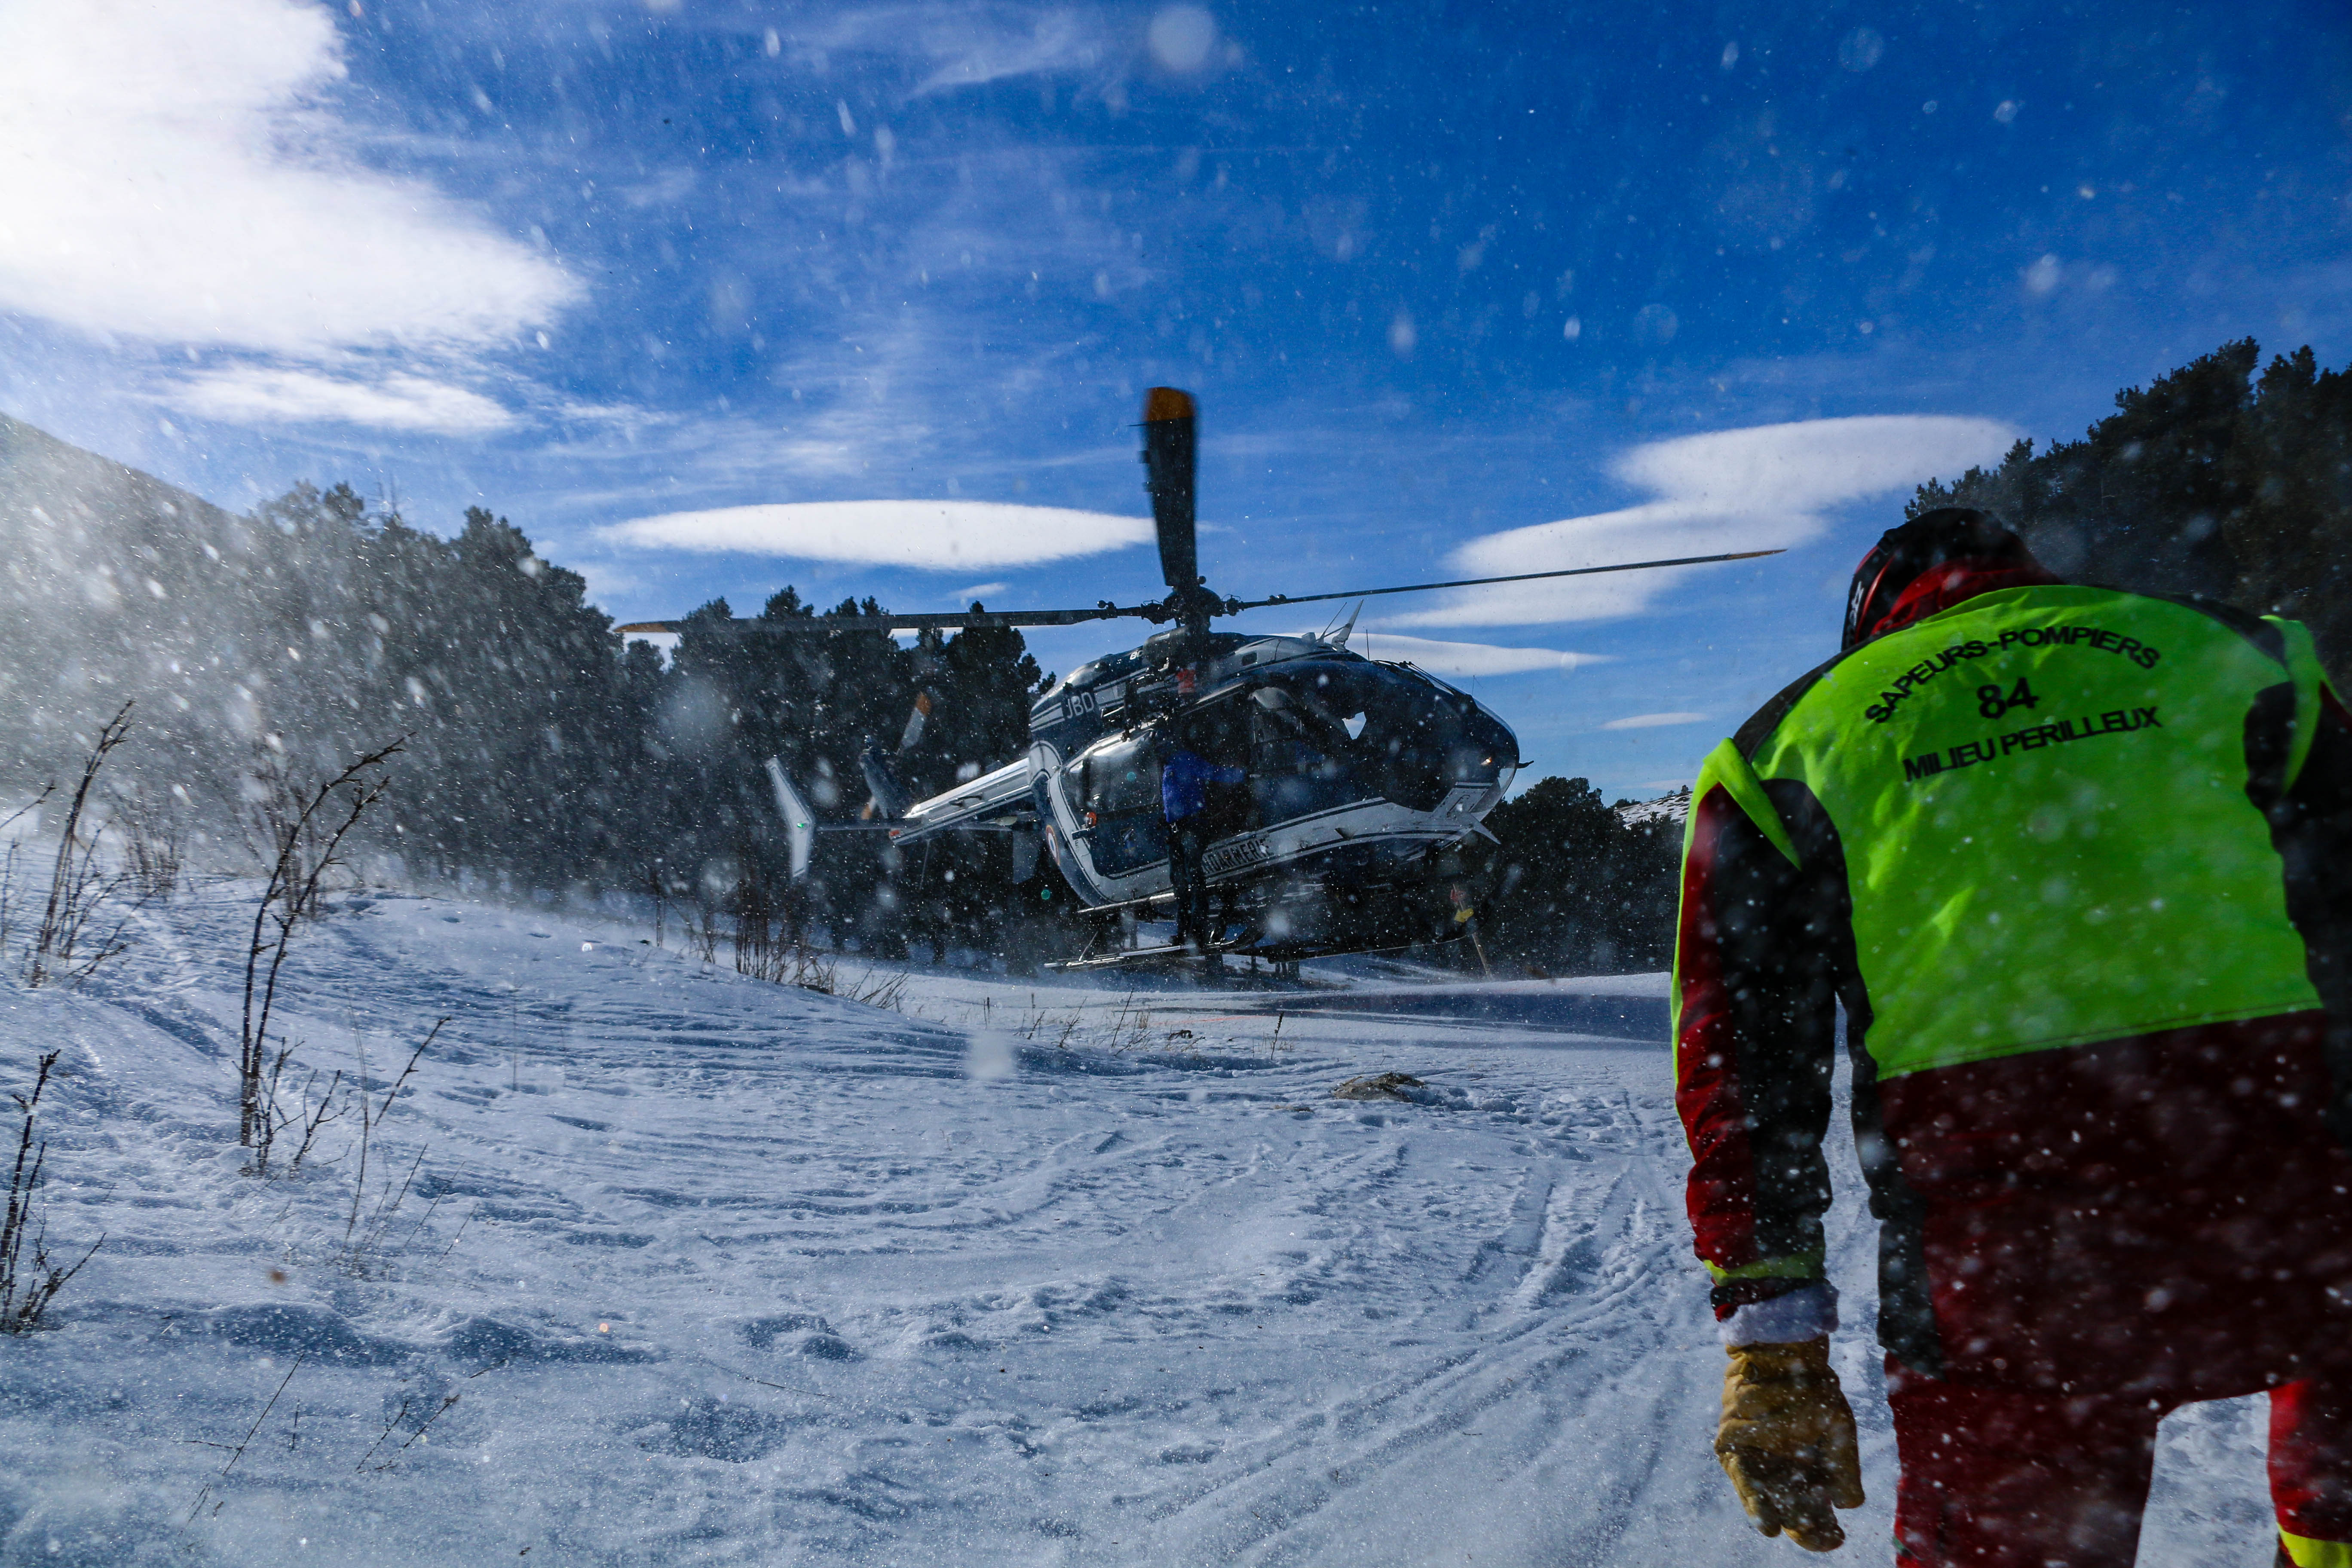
[1481,777,1678,974]
[1911,338,2352,672]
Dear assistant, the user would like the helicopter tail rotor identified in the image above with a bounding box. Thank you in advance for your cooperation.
[898,689,935,753]
[859,741,915,821]
[1141,387,1198,596]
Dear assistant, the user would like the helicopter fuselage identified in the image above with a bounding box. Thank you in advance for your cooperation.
[885,630,1520,957]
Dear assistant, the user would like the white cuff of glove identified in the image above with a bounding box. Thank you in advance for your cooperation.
[1719,1280,1838,1346]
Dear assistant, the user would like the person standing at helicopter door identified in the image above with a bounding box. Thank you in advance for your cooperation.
[1672,507,2352,1564]
[1162,721,1245,952]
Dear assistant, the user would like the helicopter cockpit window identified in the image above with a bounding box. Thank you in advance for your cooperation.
[1248,683,1364,821]
[1250,662,1514,813]
[1057,646,1146,698]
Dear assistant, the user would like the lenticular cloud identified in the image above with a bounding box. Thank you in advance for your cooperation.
[1335,631,1607,678]
[1391,415,2019,628]
[598,500,1156,570]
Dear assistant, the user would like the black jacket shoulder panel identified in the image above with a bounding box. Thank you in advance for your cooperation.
[1734,649,1857,760]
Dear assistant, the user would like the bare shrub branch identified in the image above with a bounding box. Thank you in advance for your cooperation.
[27,706,138,989]
[685,897,720,965]
[280,1066,343,1176]
[731,848,778,980]
[250,1050,343,1180]
[239,739,402,1154]
[1,1052,103,1331]
[644,860,673,949]
[187,1351,306,1521]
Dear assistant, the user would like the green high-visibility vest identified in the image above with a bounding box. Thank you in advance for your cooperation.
[1681,586,2332,1081]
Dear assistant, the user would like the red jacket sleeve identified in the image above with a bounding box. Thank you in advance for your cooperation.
[1674,777,1845,1318]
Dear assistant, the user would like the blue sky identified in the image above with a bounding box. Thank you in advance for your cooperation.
[0,0,2346,799]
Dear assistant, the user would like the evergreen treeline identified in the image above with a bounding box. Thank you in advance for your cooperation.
[1479,777,1679,974]
[0,413,1063,952]
[1910,339,2352,672]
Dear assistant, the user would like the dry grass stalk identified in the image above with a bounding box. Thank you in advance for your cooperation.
[115,785,187,901]
[339,1020,440,1275]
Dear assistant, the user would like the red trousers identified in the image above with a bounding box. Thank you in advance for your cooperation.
[1888,1361,2352,1566]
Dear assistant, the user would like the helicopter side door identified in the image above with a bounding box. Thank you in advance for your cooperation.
[1067,733,1169,880]
[1183,694,1256,842]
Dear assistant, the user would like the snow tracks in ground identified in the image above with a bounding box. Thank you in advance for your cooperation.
[0,888,2281,1565]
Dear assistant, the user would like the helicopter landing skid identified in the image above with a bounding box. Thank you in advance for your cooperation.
[1045,930,1260,973]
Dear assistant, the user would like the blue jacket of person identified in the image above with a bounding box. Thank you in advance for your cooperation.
[1162,747,1246,824]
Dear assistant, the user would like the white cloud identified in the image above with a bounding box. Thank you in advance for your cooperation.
[1337,630,1609,678]
[1602,711,1709,730]
[154,365,517,433]
[780,7,1112,97]
[617,168,699,209]
[952,582,1013,602]
[0,0,579,356]
[1390,415,2018,628]
[597,500,1154,569]
[1611,416,2013,511]
[915,9,1102,93]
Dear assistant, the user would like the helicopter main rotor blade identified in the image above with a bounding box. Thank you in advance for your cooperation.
[1141,387,1198,594]
[1228,548,1786,614]
[612,549,1785,639]
[614,602,1167,637]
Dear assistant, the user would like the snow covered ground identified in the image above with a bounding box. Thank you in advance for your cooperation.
[0,884,2281,1565]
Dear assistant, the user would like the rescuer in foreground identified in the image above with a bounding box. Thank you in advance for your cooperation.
[1674,508,2352,1564]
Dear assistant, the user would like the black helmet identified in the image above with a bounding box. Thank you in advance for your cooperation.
[1841,507,2046,649]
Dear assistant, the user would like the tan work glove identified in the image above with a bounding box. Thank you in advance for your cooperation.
[1715,1337,1865,1551]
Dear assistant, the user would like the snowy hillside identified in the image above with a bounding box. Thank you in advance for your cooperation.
[1614,788,1690,832]
[0,886,2277,1565]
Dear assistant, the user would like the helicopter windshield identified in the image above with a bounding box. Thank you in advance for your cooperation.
[1250,661,1516,814]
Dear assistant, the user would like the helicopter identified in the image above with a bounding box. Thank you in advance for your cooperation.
[619,387,1776,969]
